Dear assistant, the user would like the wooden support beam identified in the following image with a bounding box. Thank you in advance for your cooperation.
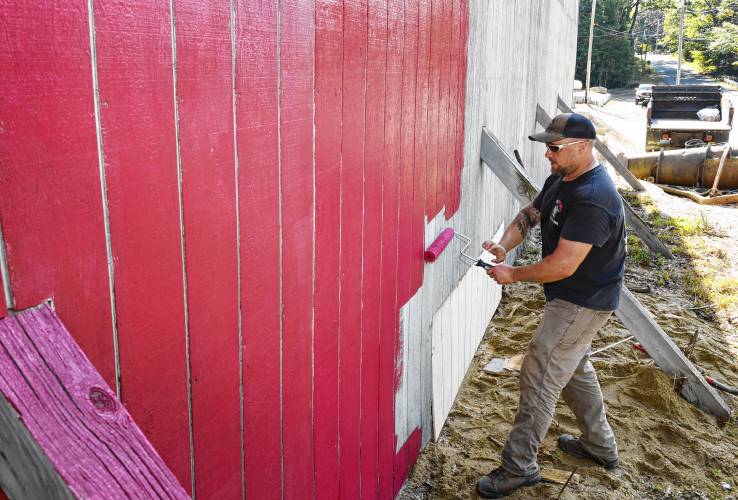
[0,305,190,499]
[622,203,673,258]
[615,288,731,421]
[480,128,731,421]
[479,128,539,206]
[536,105,673,259]
[553,97,646,192]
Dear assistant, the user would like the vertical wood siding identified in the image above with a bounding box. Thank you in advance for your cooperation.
[360,0,387,497]
[93,0,192,488]
[279,0,316,496]
[234,0,282,497]
[174,0,242,496]
[0,1,116,389]
[338,0,367,497]
[313,0,343,497]
[412,0,431,294]
[0,0,580,497]
[0,272,6,318]
[378,0,405,494]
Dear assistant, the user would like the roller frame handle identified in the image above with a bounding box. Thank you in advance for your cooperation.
[475,259,494,270]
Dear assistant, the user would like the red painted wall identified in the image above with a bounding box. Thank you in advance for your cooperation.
[234,0,282,497]
[314,0,343,497]
[0,0,468,497]
[0,271,6,319]
[93,0,192,487]
[0,0,116,387]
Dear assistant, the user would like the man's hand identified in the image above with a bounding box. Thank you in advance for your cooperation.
[481,241,507,264]
[487,263,515,284]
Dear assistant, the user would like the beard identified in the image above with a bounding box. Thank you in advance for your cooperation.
[549,161,574,177]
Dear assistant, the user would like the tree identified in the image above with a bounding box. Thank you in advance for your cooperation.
[699,23,738,76]
[575,0,680,88]
[577,0,738,86]
[633,9,667,55]
[660,0,738,77]
[576,0,638,88]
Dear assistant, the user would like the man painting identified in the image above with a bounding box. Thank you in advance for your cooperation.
[476,113,624,498]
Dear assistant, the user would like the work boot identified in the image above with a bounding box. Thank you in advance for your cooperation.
[476,466,541,498]
[558,434,619,469]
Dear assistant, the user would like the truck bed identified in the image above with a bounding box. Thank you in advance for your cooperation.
[649,118,732,131]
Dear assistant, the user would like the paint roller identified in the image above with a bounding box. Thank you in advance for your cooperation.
[423,228,495,270]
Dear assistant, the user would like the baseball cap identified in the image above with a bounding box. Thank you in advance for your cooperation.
[529,113,596,143]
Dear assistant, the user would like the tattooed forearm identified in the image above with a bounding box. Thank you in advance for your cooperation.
[514,205,541,236]
[522,205,541,226]
[514,212,531,236]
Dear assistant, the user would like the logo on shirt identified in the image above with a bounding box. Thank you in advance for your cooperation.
[550,200,563,226]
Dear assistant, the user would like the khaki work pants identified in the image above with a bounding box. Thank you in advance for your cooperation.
[500,298,618,476]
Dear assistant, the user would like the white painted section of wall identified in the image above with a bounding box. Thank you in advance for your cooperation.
[431,224,503,438]
[395,208,446,452]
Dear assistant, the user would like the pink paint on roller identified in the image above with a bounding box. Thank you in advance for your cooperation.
[424,227,455,262]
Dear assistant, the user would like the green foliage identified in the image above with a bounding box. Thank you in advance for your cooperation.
[656,268,672,285]
[576,0,637,88]
[576,0,674,88]
[660,0,738,78]
[577,0,738,86]
[626,233,652,265]
[630,201,737,314]
[697,23,738,75]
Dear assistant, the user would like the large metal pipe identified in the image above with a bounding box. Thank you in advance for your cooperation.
[625,146,738,188]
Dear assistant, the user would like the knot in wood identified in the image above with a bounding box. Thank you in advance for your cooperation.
[89,387,117,413]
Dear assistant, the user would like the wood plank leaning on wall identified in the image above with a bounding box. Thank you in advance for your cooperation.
[0,306,189,499]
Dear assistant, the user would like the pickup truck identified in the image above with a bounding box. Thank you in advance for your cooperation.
[645,85,734,151]
[635,83,653,106]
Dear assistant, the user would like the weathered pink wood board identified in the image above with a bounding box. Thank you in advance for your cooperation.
[0,306,189,499]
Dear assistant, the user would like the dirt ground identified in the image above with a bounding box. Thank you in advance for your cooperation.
[398,97,738,499]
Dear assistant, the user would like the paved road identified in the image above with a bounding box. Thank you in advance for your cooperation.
[647,53,718,85]
[647,53,737,111]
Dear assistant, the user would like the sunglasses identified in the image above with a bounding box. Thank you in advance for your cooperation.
[546,140,587,153]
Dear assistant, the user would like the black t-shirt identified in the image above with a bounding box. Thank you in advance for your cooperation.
[533,165,625,311]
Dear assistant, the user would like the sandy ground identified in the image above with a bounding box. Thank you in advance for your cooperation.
[398,96,738,499]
